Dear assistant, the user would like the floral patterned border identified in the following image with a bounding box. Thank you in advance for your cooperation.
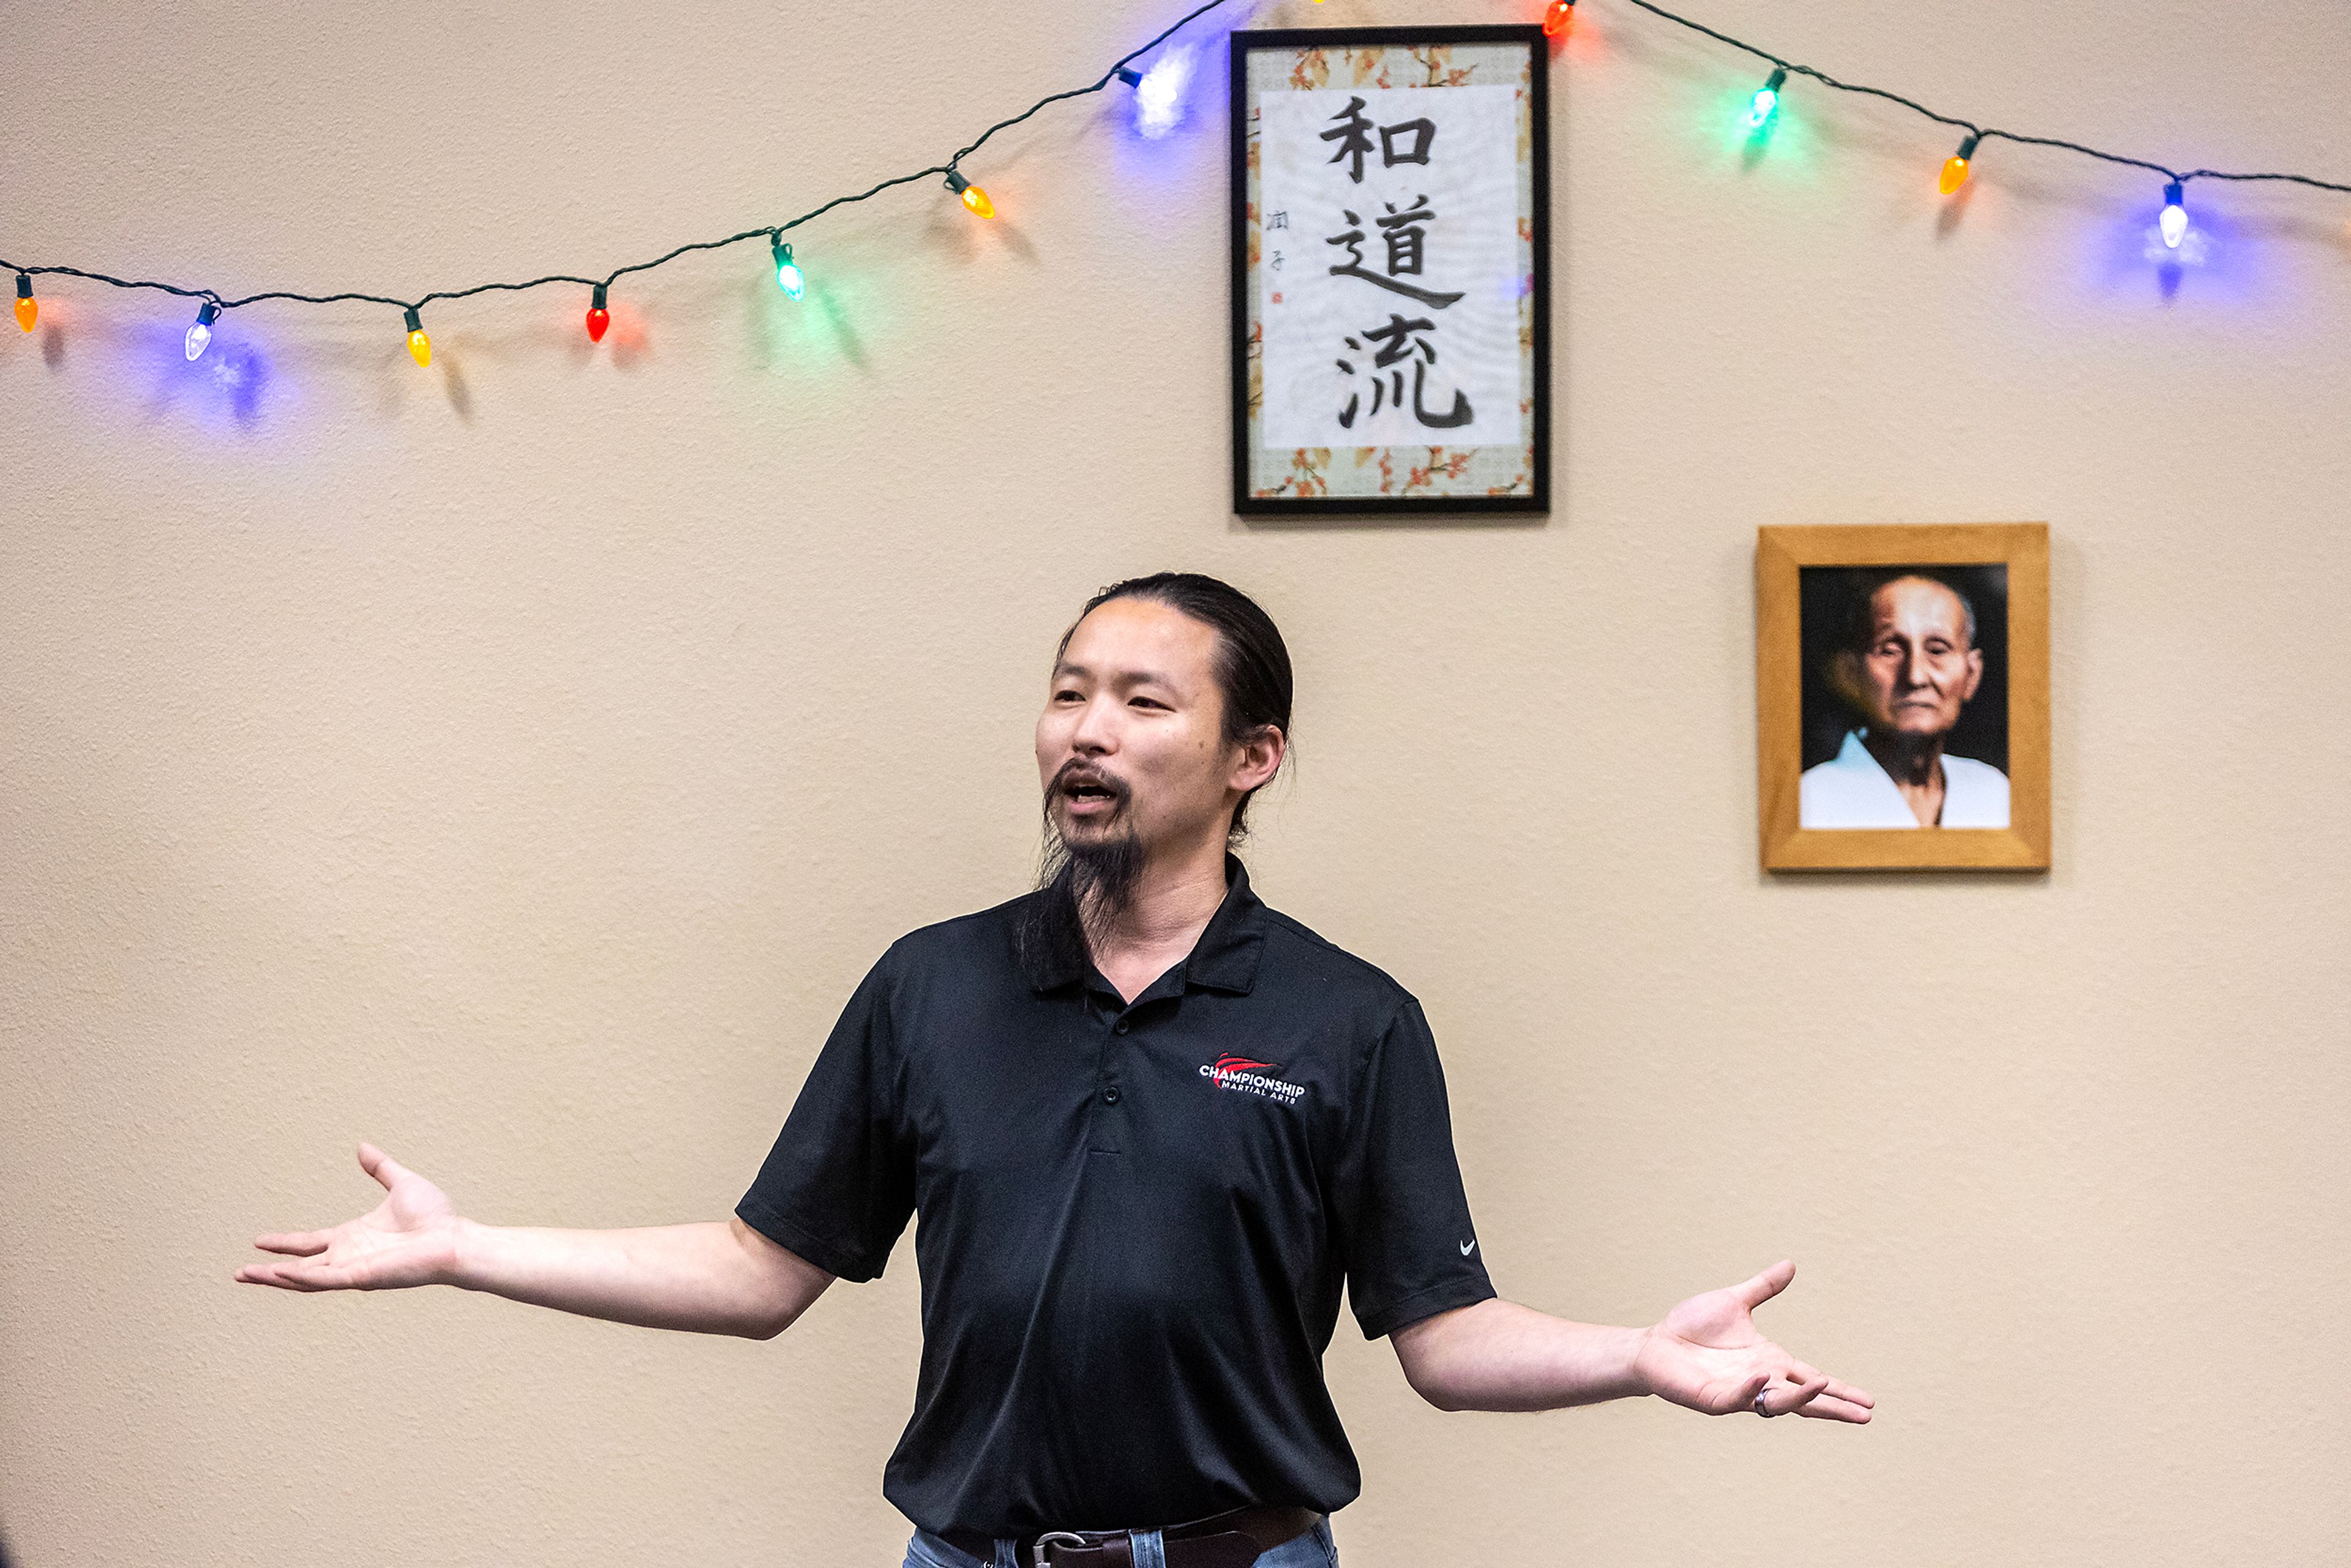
[1239,36,1542,508]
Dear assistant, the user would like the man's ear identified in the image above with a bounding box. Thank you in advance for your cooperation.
[1960,647,1985,702]
[1231,726,1286,795]
[1825,650,1865,712]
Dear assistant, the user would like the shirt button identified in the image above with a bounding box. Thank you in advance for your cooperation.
[1112,1020,1130,1035]
[1101,1086,1122,1105]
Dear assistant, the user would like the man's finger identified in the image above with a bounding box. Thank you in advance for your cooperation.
[357,1142,408,1193]
[246,1259,358,1292]
[1789,1359,1874,1410]
[236,1264,313,1291]
[1733,1259,1796,1311]
[1760,1372,1830,1417]
[1792,1392,1873,1424]
[252,1231,329,1256]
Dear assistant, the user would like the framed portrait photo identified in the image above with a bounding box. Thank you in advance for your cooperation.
[1757,523,2052,871]
[1230,24,1550,516]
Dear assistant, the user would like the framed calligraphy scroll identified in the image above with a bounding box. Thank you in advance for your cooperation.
[1231,25,1550,516]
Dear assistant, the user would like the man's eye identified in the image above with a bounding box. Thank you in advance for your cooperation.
[1054,689,1082,702]
[1130,697,1165,710]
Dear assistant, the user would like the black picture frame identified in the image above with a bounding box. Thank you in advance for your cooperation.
[1230,24,1551,517]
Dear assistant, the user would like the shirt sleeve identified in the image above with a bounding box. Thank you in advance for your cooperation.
[735,951,917,1283]
[1330,997,1497,1340]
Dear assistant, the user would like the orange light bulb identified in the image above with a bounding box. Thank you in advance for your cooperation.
[946,168,996,220]
[13,273,33,332]
[403,306,431,367]
[1940,133,1981,196]
[1543,0,1575,37]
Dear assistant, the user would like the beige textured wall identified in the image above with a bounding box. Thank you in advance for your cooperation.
[4,0,2347,1562]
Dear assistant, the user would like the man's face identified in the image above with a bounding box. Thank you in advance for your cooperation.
[1035,598,1242,860]
[1845,576,1984,739]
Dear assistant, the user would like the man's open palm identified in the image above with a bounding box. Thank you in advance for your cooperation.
[1633,1259,1875,1423]
[236,1143,460,1292]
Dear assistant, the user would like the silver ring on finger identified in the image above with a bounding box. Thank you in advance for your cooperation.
[1753,1385,1779,1417]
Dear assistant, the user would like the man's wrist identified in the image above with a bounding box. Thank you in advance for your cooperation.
[1621,1323,1660,1400]
[443,1217,489,1290]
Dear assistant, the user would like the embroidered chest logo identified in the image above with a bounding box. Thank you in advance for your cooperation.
[1200,1053,1310,1105]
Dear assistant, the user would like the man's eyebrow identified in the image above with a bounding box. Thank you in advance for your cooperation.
[1051,661,1175,688]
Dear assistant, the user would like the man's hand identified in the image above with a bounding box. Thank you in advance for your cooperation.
[236,1142,461,1292]
[1633,1259,1875,1422]
[235,1142,833,1337]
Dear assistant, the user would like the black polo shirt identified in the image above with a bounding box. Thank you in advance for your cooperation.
[736,857,1494,1538]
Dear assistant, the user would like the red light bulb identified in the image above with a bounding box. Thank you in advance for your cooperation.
[585,283,610,343]
[1543,0,1575,37]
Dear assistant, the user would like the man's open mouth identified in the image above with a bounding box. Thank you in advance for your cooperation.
[1056,768,1128,815]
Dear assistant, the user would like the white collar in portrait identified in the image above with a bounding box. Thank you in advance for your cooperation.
[1799,728,2010,830]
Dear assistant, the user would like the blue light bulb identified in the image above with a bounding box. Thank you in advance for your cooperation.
[2159,181,2188,249]
[184,300,221,361]
[1124,44,1194,139]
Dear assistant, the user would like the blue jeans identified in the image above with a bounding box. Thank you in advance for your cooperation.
[904,1515,1339,1568]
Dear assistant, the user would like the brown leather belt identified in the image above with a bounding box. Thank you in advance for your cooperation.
[942,1503,1321,1568]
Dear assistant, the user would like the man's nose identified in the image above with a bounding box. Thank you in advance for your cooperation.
[1902,645,1933,688]
[1070,694,1119,754]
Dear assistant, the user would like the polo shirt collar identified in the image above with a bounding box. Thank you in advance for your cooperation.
[1021,852,1268,996]
[1186,854,1269,994]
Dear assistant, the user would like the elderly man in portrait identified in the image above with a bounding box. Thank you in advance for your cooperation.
[1801,571,2010,830]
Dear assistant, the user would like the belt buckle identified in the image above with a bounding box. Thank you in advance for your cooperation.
[1032,1529,1091,1568]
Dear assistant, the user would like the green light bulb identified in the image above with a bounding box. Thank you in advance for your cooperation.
[772,239,804,301]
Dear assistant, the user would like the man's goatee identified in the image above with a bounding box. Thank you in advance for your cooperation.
[1017,811,1145,981]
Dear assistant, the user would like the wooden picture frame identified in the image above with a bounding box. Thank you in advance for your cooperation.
[1757,523,2051,871]
[1230,24,1550,516]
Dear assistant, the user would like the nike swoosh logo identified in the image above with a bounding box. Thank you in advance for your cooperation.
[1459,1239,1476,1256]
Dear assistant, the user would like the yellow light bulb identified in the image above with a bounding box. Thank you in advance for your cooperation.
[13,272,33,332]
[403,306,431,367]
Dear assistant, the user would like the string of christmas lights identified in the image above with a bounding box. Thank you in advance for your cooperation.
[0,0,1234,358]
[1543,0,2351,244]
[9,0,2351,361]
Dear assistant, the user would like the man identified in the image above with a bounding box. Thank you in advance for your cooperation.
[1800,571,2010,830]
[241,573,1873,1568]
